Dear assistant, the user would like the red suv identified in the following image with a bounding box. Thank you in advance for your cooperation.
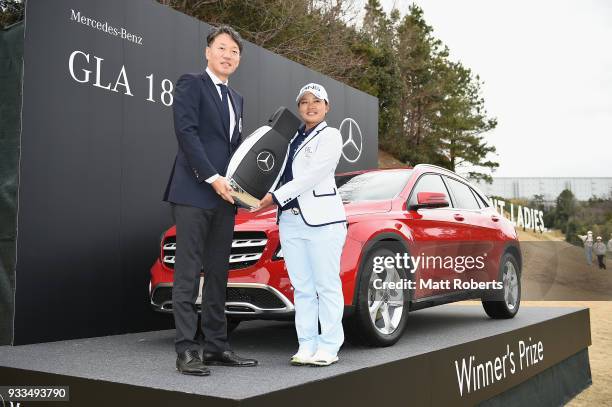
[150,164,521,346]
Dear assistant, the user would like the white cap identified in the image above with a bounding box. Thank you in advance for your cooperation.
[296,83,329,104]
[597,236,602,240]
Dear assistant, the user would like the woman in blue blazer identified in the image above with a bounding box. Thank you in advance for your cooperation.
[258,83,347,366]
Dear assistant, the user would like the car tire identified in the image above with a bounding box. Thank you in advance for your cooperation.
[482,252,521,319]
[345,242,410,347]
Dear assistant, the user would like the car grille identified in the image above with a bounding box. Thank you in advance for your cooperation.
[226,287,285,309]
[152,286,286,310]
[162,231,267,270]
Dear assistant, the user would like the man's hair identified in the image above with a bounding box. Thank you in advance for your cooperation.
[206,25,243,54]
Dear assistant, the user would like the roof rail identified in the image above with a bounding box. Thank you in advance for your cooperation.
[415,163,491,202]
[414,163,462,177]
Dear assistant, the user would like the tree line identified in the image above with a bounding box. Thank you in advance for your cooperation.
[537,190,612,246]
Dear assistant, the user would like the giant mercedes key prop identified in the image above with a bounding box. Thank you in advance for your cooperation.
[226,107,302,209]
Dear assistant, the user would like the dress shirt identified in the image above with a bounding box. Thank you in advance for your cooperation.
[204,67,236,184]
[273,124,318,210]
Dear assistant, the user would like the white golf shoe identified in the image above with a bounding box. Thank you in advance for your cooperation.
[290,347,315,366]
[308,349,339,366]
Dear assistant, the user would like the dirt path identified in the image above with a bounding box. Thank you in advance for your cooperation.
[519,229,612,301]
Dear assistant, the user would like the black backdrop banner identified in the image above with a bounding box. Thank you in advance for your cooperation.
[9,0,378,344]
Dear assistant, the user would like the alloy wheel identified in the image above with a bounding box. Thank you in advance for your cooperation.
[367,264,404,335]
[503,261,519,310]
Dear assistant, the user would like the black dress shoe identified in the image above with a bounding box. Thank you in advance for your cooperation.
[176,350,211,376]
[202,350,258,367]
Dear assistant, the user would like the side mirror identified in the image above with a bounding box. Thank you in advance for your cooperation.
[410,192,449,210]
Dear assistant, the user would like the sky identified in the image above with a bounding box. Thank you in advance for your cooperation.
[364,0,612,177]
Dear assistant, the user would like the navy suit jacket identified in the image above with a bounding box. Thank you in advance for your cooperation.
[163,72,243,209]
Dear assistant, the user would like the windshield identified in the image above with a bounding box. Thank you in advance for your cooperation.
[337,170,413,203]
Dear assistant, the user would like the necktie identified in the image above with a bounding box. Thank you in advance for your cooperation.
[217,83,230,137]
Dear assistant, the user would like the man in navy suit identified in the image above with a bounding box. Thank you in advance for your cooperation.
[164,25,257,376]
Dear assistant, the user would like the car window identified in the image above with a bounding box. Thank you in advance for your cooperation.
[338,170,412,202]
[444,177,480,210]
[471,188,490,208]
[408,174,451,208]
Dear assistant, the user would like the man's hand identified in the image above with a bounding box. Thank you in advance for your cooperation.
[211,176,235,204]
[256,193,274,211]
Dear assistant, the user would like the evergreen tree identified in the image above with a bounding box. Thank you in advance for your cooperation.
[433,61,498,181]
[356,0,403,156]
[394,5,497,178]
[552,189,576,233]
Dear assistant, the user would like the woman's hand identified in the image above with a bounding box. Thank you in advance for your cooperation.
[256,193,274,211]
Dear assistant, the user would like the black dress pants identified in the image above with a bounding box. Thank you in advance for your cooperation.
[597,255,607,269]
[171,201,235,354]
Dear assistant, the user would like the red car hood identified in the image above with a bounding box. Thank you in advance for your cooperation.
[235,200,392,227]
[164,201,392,235]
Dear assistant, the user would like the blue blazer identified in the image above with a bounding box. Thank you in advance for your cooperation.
[163,72,243,209]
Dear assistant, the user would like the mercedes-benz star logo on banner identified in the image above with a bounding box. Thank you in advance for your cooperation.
[339,118,363,163]
[256,150,275,172]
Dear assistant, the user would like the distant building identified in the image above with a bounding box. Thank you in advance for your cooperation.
[472,177,612,203]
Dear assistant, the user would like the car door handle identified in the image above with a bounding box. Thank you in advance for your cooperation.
[454,214,465,221]
[491,215,500,222]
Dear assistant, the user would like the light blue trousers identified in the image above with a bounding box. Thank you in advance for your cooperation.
[585,247,593,265]
[279,211,347,355]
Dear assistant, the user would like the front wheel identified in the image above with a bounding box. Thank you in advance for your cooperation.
[345,242,410,347]
[482,252,521,319]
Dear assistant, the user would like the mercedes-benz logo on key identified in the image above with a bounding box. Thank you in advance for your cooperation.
[339,118,363,163]
[256,150,275,172]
